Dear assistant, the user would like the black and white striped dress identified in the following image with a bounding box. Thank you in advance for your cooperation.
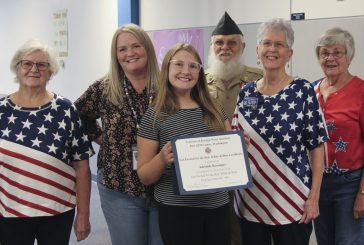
[138,106,229,209]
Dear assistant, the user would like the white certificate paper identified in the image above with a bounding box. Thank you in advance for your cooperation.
[171,131,252,195]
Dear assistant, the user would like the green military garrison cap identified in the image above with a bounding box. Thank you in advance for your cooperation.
[211,12,243,36]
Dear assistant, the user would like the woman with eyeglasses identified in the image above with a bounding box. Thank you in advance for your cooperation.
[312,27,364,245]
[232,18,328,245]
[137,43,232,245]
[0,39,94,245]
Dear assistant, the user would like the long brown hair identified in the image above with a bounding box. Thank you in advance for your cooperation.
[153,43,226,131]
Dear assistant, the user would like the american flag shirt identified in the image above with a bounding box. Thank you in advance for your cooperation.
[0,94,94,217]
[233,77,328,225]
[314,76,364,173]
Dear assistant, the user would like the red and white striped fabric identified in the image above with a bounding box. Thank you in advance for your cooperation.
[233,117,309,225]
[0,140,76,217]
[232,78,328,225]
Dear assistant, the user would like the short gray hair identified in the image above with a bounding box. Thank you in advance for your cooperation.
[256,18,294,48]
[315,27,355,61]
[10,39,59,75]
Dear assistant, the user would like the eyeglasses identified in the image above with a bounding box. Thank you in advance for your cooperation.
[18,60,50,71]
[169,60,202,73]
[319,51,346,60]
[259,40,289,49]
[213,40,240,48]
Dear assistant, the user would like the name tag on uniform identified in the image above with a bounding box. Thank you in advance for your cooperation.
[243,97,259,110]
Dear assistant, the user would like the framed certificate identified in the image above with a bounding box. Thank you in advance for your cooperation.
[171,131,252,195]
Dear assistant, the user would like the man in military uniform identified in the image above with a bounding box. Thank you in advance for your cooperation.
[206,12,263,245]
[206,12,263,122]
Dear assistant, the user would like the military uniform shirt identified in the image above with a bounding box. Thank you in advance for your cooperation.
[206,65,263,122]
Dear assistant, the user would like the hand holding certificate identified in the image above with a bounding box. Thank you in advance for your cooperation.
[171,131,252,195]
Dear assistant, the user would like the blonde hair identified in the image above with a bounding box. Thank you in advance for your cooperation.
[154,43,226,131]
[104,23,160,105]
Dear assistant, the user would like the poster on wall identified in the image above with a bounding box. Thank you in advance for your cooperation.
[153,28,204,66]
[53,9,68,63]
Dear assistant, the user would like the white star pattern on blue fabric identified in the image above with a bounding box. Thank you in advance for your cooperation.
[8,114,17,124]
[266,114,274,123]
[31,137,42,147]
[0,99,7,106]
[22,119,33,129]
[236,78,328,188]
[44,112,54,122]
[15,132,26,142]
[1,128,11,137]
[38,125,47,135]
[258,107,265,114]
[48,143,58,153]
[333,136,349,152]
[0,95,94,166]
[259,126,268,135]
[281,112,289,121]
[53,132,62,141]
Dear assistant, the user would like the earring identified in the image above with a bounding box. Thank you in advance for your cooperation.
[287,62,290,68]
[257,59,260,65]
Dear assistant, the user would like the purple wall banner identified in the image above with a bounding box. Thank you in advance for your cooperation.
[153,28,204,66]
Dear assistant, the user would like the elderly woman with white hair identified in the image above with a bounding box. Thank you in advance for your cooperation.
[232,18,328,245]
[313,27,364,245]
[0,39,93,245]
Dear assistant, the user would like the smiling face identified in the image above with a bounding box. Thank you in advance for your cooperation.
[257,30,292,71]
[318,44,349,79]
[16,50,52,90]
[212,34,245,64]
[116,32,148,75]
[168,50,201,95]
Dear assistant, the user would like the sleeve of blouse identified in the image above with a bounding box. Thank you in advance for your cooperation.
[303,81,328,150]
[74,80,103,141]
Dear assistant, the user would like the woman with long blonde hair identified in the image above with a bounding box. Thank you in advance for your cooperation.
[75,23,162,245]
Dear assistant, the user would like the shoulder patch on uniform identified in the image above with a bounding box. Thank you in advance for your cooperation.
[205,71,215,84]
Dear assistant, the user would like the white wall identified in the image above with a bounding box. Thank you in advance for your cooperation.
[292,0,364,19]
[140,0,364,31]
[140,0,290,31]
[0,0,118,101]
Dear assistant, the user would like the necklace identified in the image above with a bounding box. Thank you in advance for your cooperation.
[123,76,153,129]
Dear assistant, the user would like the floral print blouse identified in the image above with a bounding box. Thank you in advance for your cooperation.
[75,78,153,198]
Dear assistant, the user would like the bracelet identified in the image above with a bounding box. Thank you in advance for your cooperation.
[360,189,364,195]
